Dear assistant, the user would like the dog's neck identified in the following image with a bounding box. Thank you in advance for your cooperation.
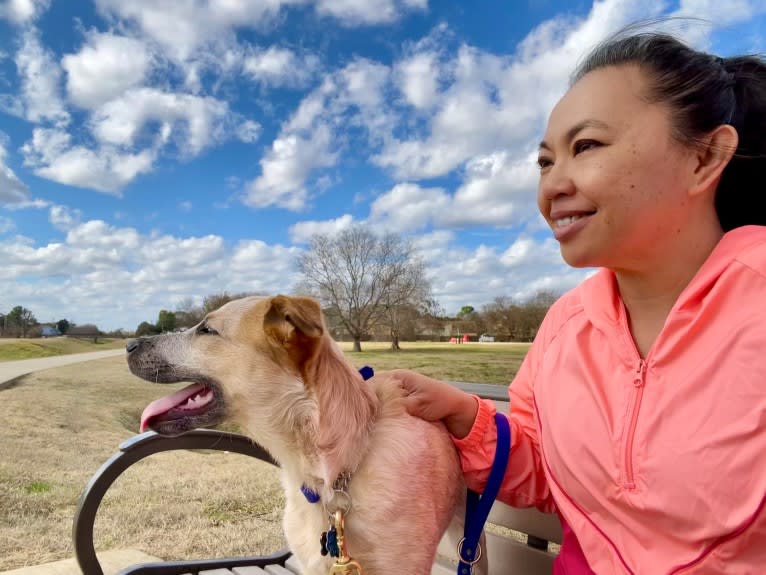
[241,336,379,493]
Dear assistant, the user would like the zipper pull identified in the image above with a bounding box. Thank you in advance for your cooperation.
[633,361,646,387]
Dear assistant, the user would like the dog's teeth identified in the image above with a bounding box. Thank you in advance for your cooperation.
[179,389,213,410]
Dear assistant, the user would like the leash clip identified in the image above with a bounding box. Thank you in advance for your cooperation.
[456,537,483,565]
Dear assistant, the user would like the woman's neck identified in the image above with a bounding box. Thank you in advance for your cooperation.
[614,222,724,357]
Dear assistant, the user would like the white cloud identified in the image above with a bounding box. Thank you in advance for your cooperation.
[0,0,49,24]
[289,214,354,243]
[674,0,764,25]
[0,216,15,233]
[228,240,302,294]
[243,46,319,88]
[0,135,30,205]
[22,128,156,194]
[337,59,394,135]
[417,235,589,315]
[375,0,662,181]
[11,28,69,127]
[236,120,261,143]
[49,205,82,231]
[91,88,232,155]
[443,151,540,227]
[62,32,152,109]
[95,0,426,64]
[246,123,337,210]
[395,50,441,110]
[315,0,426,25]
[247,58,391,211]
[369,183,450,232]
[0,217,304,329]
[368,152,540,233]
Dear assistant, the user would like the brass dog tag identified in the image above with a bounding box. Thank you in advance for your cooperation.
[328,558,363,575]
[327,510,364,575]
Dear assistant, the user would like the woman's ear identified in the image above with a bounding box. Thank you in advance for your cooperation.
[689,124,738,198]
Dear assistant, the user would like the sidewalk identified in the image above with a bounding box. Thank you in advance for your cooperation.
[0,549,162,575]
[0,349,125,385]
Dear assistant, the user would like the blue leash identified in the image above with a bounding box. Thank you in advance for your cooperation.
[457,412,511,574]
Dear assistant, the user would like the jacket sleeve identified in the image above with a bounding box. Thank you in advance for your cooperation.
[451,317,555,512]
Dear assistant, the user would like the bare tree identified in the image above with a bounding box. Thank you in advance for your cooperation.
[174,297,204,328]
[297,227,433,352]
[381,260,432,350]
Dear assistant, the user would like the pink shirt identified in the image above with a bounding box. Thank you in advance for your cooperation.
[454,225,766,574]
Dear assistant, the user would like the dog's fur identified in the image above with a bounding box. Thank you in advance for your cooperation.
[127,295,486,575]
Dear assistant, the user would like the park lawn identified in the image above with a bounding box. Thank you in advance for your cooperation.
[0,337,125,361]
[0,341,528,571]
[338,340,529,385]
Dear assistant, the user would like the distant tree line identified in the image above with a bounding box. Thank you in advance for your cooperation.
[0,305,105,338]
[134,292,264,336]
[133,227,559,351]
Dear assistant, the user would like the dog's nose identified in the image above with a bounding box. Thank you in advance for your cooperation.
[126,339,139,353]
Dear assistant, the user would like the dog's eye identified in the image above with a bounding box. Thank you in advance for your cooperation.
[197,324,219,336]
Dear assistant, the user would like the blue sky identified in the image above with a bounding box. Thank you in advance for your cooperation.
[1,0,765,331]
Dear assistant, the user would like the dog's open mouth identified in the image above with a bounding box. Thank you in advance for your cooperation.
[140,382,224,436]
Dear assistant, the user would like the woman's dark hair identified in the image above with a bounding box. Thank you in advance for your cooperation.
[573,28,766,231]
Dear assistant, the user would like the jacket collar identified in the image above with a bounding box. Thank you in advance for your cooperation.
[581,225,766,332]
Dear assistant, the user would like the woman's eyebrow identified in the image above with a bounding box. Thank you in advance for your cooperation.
[539,118,610,151]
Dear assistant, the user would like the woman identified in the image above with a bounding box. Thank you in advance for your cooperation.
[395,30,766,574]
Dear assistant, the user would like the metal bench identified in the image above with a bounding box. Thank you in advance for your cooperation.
[73,386,562,575]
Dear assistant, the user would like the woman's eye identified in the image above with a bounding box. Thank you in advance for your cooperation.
[537,157,553,171]
[573,139,600,155]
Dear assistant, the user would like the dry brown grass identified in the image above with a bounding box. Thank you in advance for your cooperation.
[0,342,528,571]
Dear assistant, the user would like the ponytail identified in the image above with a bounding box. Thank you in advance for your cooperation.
[716,56,766,230]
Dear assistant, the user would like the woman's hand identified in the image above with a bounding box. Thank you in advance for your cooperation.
[388,369,479,439]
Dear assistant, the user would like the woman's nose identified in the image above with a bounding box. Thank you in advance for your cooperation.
[539,165,576,202]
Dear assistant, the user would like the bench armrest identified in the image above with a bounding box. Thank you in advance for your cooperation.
[72,429,278,575]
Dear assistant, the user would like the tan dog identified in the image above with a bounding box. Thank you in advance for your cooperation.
[127,295,486,575]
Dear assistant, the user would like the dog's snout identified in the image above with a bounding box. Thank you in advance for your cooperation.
[126,338,140,353]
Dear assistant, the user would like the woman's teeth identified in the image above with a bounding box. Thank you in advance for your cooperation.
[554,215,584,227]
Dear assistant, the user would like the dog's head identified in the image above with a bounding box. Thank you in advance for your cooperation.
[127,295,331,436]
[127,295,377,482]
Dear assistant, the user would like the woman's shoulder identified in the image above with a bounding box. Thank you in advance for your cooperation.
[539,276,599,334]
[733,225,766,276]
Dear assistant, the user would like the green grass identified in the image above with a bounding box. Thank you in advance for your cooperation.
[24,481,53,494]
[0,337,125,361]
[340,341,530,385]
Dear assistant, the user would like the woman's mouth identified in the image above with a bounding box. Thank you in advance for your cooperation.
[551,211,595,241]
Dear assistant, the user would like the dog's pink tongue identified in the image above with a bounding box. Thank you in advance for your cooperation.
[140,383,209,432]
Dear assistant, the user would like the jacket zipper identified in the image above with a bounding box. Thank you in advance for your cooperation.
[622,359,646,489]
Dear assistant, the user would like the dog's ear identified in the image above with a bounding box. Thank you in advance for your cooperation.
[264,295,324,346]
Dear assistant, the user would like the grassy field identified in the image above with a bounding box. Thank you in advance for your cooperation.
[0,337,125,362]
[0,341,528,571]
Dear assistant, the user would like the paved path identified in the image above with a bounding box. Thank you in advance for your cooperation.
[0,549,161,575]
[0,349,125,385]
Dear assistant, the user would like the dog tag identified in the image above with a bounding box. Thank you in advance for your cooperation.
[328,558,363,575]
[327,510,364,575]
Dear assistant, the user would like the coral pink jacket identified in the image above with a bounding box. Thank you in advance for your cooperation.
[454,226,766,574]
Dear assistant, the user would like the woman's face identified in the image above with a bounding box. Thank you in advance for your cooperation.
[537,65,699,271]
